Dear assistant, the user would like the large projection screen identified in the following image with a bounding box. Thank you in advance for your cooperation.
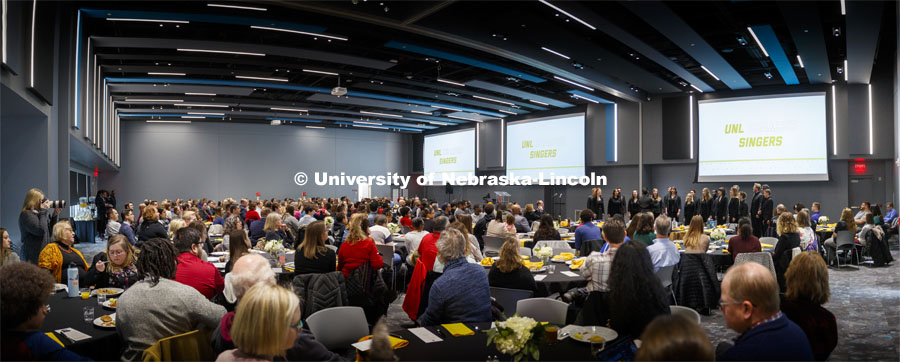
[423,129,475,184]
[506,113,585,181]
[698,93,828,182]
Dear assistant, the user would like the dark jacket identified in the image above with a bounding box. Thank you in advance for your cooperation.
[739,201,750,219]
[780,297,837,361]
[700,198,713,221]
[728,198,741,223]
[19,209,57,263]
[638,196,653,213]
[532,229,562,244]
[628,198,640,217]
[248,218,266,240]
[524,211,540,225]
[418,258,492,326]
[607,196,625,217]
[761,198,774,225]
[331,222,346,245]
[673,253,720,310]
[136,220,167,244]
[292,271,348,318]
[683,202,697,222]
[665,195,682,221]
[750,192,763,222]
[293,249,337,275]
[715,197,729,224]
[473,213,495,247]
[773,232,801,292]
[488,265,538,294]
[718,313,814,361]
[587,196,604,218]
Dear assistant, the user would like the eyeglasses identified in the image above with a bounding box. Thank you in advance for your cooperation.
[109,250,126,256]
[43,304,51,314]
[718,298,746,311]
[289,319,303,331]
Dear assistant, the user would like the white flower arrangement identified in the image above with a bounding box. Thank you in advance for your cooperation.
[324,216,334,226]
[818,216,830,225]
[710,228,726,241]
[533,246,553,258]
[387,222,401,234]
[263,239,284,258]
[485,315,544,361]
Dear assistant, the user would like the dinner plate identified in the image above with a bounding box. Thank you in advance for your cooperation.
[94,313,116,329]
[91,288,124,297]
[210,251,227,256]
[54,283,67,292]
[102,298,118,309]
[565,257,586,265]
[528,266,548,273]
[565,326,618,344]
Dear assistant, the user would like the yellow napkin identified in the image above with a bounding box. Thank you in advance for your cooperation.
[45,332,64,347]
[761,243,774,248]
[723,249,730,254]
[520,255,530,260]
[827,223,837,228]
[519,240,525,247]
[480,257,495,266]
[717,225,727,228]
[570,259,585,270]
[675,243,682,250]
[553,253,574,261]
[442,323,475,336]
[357,335,408,349]
[524,261,544,270]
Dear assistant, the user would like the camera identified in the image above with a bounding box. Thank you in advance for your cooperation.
[44,199,67,209]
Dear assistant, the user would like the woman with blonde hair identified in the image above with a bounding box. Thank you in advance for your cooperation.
[19,188,60,263]
[683,215,710,253]
[167,218,187,240]
[796,210,816,251]
[728,185,741,223]
[0,228,20,266]
[337,213,383,278]
[217,284,300,361]
[450,214,483,261]
[487,236,537,293]
[87,234,139,289]
[823,207,857,265]
[773,212,801,292]
[294,221,336,275]
[263,213,288,244]
[781,252,837,361]
[700,187,713,222]
[38,221,89,284]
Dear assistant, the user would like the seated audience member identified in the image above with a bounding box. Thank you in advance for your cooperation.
[105,208,121,239]
[858,212,882,250]
[773,212,801,292]
[213,254,277,354]
[418,229,492,326]
[683,215,711,253]
[451,214,483,262]
[636,314,714,361]
[625,212,656,246]
[337,214,384,278]
[167,218,187,240]
[243,202,260,225]
[0,263,89,360]
[263,212,287,243]
[488,236,537,294]
[728,218,762,261]
[717,262,814,361]
[524,204,540,225]
[369,215,393,244]
[217,284,299,362]
[511,205,531,233]
[119,209,137,245]
[0,228,19,266]
[399,207,413,229]
[421,208,436,233]
[403,216,449,320]
[330,212,347,246]
[473,204,495,245]
[532,214,561,243]
[401,218,428,265]
[118,238,226,360]
[248,208,270,242]
[173,227,225,299]
[38,221,89,284]
[87,235,139,289]
[582,218,626,293]
[486,209,512,237]
[225,230,252,274]
[504,214,517,234]
[608,241,671,338]
[136,206,168,245]
[182,210,198,226]
[823,208,856,265]
[883,202,897,225]
[796,211,817,251]
[854,202,869,226]
[809,202,822,224]
[647,215,679,272]
[294,221,336,275]
[574,209,604,251]
[870,204,883,226]
[212,207,225,226]
[782,252,838,361]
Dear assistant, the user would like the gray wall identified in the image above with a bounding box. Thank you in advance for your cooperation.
[101,121,412,206]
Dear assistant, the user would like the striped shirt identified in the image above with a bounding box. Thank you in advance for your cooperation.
[581,247,618,292]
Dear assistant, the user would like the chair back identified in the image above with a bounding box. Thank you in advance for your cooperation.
[306,306,370,350]
[670,305,701,324]
[140,329,214,362]
[490,287,534,318]
[483,235,505,257]
[655,265,675,289]
[519,246,533,257]
[579,239,605,256]
[534,240,575,256]
[325,244,337,253]
[516,298,568,325]
[835,230,855,248]
[376,244,394,269]
[733,252,776,277]
[791,247,801,259]
[759,237,779,246]
[401,225,412,234]
[207,224,224,237]
[725,234,737,242]
[531,221,541,232]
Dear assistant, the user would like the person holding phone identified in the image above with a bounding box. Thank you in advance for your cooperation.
[18,189,60,264]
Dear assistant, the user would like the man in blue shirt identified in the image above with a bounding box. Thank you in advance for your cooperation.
[418,229,492,326]
[647,215,680,272]
[717,262,814,361]
[119,209,137,245]
[574,209,603,251]
[883,202,897,225]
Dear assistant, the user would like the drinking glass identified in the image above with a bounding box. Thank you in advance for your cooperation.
[97,293,106,306]
[83,307,94,323]
[590,339,607,356]
[544,325,559,344]
[80,288,90,300]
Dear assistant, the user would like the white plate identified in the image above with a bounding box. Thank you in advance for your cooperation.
[54,283,67,292]
[94,313,116,329]
[528,266,548,273]
[91,288,124,297]
[565,257,586,265]
[102,298,118,309]
[566,326,618,344]
[210,251,227,256]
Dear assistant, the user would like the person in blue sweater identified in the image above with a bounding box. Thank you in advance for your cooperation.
[418,228,492,326]
[574,209,604,251]
[0,262,89,361]
[717,262,814,361]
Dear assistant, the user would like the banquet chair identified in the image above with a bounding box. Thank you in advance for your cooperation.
[670,306,701,324]
[655,265,677,305]
[519,247,533,257]
[325,244,337,253]
[483,236,505,257]
[733,252,776,277]
[516,298,568,325]
[490,287,534,318]
[531,221,541,231]
[534,240,577,257]
[401,225,411,234]
[376,244,396,289]
[725,234,737,242]
[579,239,605,257]
[834,230,860,269]
[759,237,779,248]
[141,329,214,362]
[306,306,370,351]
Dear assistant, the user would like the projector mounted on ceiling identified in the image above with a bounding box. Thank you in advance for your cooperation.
[331,86,347,96]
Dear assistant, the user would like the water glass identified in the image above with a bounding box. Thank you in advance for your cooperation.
[97,293,106,305]
[83,306,94,323]
[590,339,607,356]
[546,264,556,273]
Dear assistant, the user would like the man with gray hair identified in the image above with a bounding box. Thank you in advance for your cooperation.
[647,215,679,272]
[212,253,276,354]
[418,229,492,326]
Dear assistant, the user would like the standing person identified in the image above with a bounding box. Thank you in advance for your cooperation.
[650,188,663,218]
[683,193,697,223]
[760,188,774,235]
[666,187,682,223]
[728,186,741,224]
[587,188,604,221]
[750,184,763,237]
[700,188,713,223]
[738,192,750,219]
[628,189,640,220]
[607,188,625,219]
[715,187,729,226]
[95,190,116,237]
[638,188,653,214]
[18,189,60,264]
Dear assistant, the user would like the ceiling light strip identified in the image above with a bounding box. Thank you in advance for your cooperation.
[354,120,382,125]
[181,116,205,119]
[746,27,769,57]
[306,125,325,129]
[472,95,514,106]
[187,112,225,115]
[614,103,618,162]
[429,121,450,126]
[572,94,599,104]
[410,110,433,115]
[302,69,339,76]
[840,0,846,15]
[177,48,265,56]
[498,110,517,115]
[29,0,35,87]
[107,18,189,23]
[844,59,848,81]
[207,3,267,11]
[796,55,805,68]
[270,107,308,112]
[360,110,403,118]
[148,72,186,76]
[126,98,183,102]
[868,84,873,155]
[689,96,693,159]
[540,46,570,59]
[538,0,596,30]
[699,65,720,81]
[147,120,191,123]
[185,92,216,96]
[431,105,462,112]
[448,115,482,122]
[250,25,348,41]
[832,85,837,156]
[436,78,466,87]
[553,75,594,91]
[529,99,550,106]
[690,84,704,93]
[176,103,230,108]
[236,75,288,82]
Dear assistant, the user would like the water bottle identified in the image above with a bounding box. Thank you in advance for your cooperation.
[67,263,79,298]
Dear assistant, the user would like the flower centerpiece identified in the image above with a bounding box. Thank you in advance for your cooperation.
[324,216,334,227]
[387,222,401,235]
[709,228,726,242]
[264,239,284,259]
[817,216,830,225]
[533,246,553,263]
[485,315,546,362]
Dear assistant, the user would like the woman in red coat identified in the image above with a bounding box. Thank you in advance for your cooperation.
[402,216,447,320]
[337,214,383,278]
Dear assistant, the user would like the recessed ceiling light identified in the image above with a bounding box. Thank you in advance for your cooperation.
[177,48,265,56]
[250,25,348,41]
[207,3,267,11]
[540,46,570,59]
[236,75,288,82]
[436,78,466,87]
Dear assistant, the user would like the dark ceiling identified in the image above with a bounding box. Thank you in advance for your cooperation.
[71,0,895,132]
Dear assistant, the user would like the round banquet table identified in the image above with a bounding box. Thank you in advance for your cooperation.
[39,290,123,360]
[482,262,587,297]
[389,322,607,361]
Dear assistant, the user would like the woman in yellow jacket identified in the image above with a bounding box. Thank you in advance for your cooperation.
[38,221,92,284]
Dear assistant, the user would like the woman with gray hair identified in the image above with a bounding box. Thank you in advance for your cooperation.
[418,228,492,326]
